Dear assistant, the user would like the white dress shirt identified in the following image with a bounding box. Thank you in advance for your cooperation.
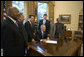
[43,19,46,25]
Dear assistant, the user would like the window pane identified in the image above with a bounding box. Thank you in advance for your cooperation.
[12,1,24,13]
[38,2,48,22]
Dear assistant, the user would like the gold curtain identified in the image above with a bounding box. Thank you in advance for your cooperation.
[48,1,55,20]
[25,1,38,23]
[5,1,12,10]
[27,1,35,15]
[24,1,35,21]
[1,1,3,23]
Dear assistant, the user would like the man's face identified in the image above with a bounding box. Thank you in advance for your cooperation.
[42,26,46,31]
[30,16,34,22]
[50,18,53,22]
[7,7,20,20]
[12,8,20,20]
[44,16,47,20]
[57,18,60,22]
[19,15,24,22]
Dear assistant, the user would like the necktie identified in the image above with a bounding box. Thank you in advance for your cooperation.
[42,32,44,38]
[15,22,18,27]
[43,20,46,25]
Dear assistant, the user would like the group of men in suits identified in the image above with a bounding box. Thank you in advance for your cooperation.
[1,7,64,56]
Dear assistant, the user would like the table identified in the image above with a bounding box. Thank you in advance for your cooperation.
[27,38,82,56]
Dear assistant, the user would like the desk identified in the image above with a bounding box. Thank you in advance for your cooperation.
[63,31,72,37]
[27,38,82,56]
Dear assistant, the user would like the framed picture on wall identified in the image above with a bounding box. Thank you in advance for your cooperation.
[59,14,71,24]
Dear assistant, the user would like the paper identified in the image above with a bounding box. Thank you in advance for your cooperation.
[40,39,57,44]
[45,40,57,44]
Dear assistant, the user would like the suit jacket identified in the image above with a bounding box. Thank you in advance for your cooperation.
[17,20,28,46]
[36,30,48,41]
[1,17,26,56]
[38,20,50,34]
[24,21,35,42]
[50,22,55,37]
[54,22,64,37]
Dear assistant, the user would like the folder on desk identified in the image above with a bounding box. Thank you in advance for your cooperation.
[40,39,57,44]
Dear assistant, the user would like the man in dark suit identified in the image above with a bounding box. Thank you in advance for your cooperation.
[24,15,35,42]
[38,14,50,35]
[18,13,28,43]
[36,25,49,41]
[54,18,64,38]
[18,13,28,56]
[1,7,27,56]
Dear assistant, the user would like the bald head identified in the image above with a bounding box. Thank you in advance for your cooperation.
[7,7,20,20]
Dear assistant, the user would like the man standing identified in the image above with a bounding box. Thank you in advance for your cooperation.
[50,17,55,38]
[54,18,64,38]
[18,13,28,44]
[18,13,25,25]
[24,15,35,42]
[18,13,28,56]
[1,7,27,56]
[38,14,50,35]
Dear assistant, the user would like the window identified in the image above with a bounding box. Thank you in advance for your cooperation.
[12,1,24,13]
[38,2,48,22]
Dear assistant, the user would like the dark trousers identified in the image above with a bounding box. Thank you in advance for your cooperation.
[55,32,62,38]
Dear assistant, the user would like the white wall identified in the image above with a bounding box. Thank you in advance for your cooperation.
[54,1,83,31]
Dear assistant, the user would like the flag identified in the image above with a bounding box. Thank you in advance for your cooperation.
[3,1,7,21]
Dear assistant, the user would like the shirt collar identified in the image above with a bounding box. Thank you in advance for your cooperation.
[8,16,16,23]
[43,19,46,21]
[28,19,32,24]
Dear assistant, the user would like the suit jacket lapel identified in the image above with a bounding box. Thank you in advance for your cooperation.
[45,20,47,25]
[42,20,43,25]
[42,20,47,25]
[28,21,32,28]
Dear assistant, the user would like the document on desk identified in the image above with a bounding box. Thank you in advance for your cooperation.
[45,40,57,44]
[40,39,57,44]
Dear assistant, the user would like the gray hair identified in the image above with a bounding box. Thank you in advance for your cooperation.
[40,25,46,29]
